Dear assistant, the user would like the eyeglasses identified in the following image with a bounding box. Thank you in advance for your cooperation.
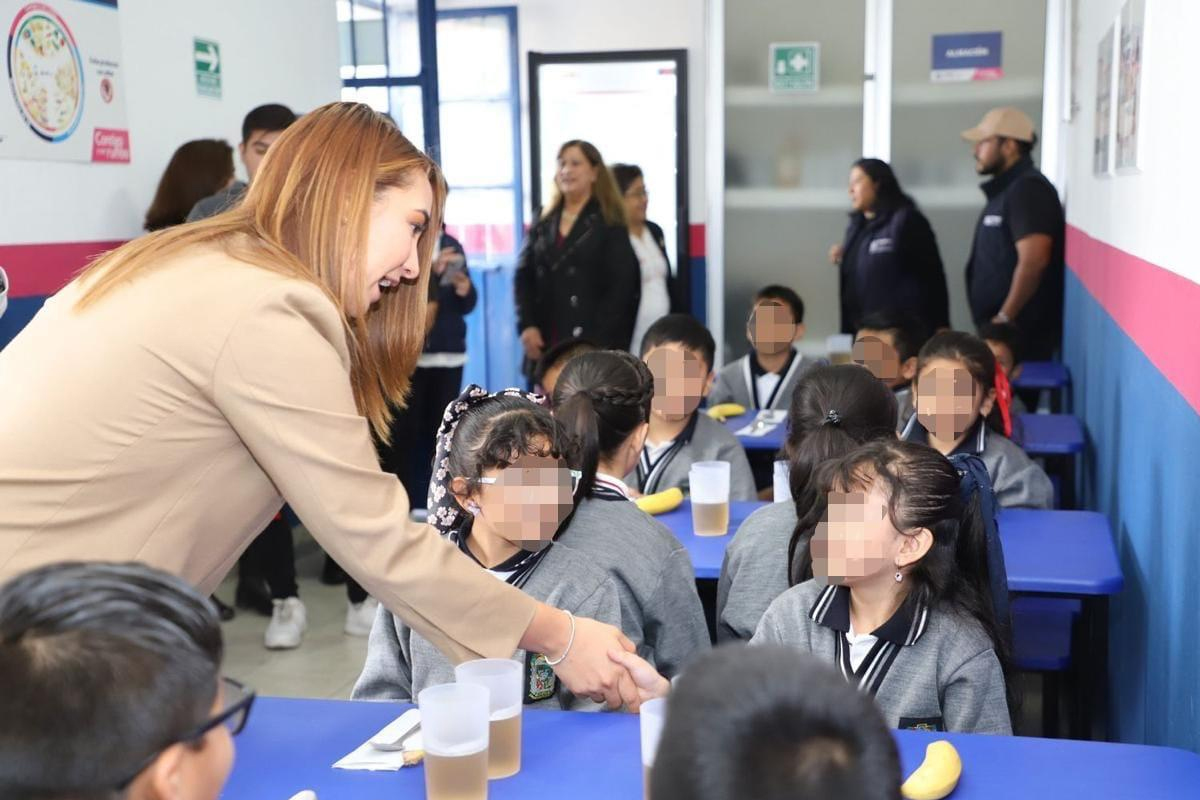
[471,466,584,496]
[115,677,256,789]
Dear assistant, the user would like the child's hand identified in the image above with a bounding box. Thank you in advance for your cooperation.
[608,649,670,704]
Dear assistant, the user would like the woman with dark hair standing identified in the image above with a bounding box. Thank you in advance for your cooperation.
[829,158,950,335]
[144,139,236,232]
[515,140,640,375]
[611,164,680,351]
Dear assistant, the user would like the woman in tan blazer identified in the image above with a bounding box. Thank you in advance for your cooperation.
[0,103,639,707]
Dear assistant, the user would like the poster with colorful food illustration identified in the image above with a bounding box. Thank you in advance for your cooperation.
[1,0,128,162]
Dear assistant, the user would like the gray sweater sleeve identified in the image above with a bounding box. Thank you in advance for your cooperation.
[941,649,1013,734]
[559,575,625,711]
[352,605,414,701]
[989,441,1055,509]
[722,438,758,501]
[707,365,738,407]
[643,548,712,677]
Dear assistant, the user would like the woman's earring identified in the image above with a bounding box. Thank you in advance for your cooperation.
[894,570,904,583]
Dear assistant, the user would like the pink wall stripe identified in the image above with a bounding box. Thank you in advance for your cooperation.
[1067,224,1200,415]
[0,241,126,299]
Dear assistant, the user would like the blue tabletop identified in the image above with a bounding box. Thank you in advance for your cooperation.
[655,501,1123,596]
[1013,361,1071,390]
[723,411,787,452]
[221,697,1200,800]
[1017,413,1086,456]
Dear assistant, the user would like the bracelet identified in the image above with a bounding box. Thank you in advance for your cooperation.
[544,610,576,667]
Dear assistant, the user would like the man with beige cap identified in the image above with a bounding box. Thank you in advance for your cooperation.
[962,107,1064,360]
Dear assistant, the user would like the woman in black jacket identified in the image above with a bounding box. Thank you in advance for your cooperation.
[515,140,640,373]
[830,158,950,334]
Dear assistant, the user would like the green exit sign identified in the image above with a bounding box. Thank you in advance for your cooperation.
[769,42,820,93]
[194,38,221,98]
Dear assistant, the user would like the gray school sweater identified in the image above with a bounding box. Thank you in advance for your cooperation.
[752,580,1012,735]
[902,418,1054,509]
[352,543,621,710]
[895,385,916,434]
[717,501,802,642]
[556,496,711,677]
[709,350,827,410]
[625,413,757,502]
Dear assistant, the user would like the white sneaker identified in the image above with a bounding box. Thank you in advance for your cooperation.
[344,597,378,637]
[264,597,307,650]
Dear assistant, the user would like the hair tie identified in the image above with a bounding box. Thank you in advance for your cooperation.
[426,384,546,534]
[993,360,1013,437]
[822,409,842,427]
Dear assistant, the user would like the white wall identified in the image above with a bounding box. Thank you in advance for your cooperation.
[437,0,708,223]
[0,0,341,246]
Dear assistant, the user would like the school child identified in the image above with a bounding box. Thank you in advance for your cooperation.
[753,439,1014,735]
[630,314,756,501]
[353,388,621,709]
[902,330,1053,508]
[717,364,897,641]
[978,321,1030,415]
[553,350,711,676]
[709,285,825,411]
[534,336,600,399]
[853,311,931,432]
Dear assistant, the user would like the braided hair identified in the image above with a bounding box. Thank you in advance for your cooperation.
[552,350,654,497]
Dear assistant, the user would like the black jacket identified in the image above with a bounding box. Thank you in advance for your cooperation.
[424,232,477,355]
[642,220,685,314]
[515,198,641,350]
[838,202,950,334]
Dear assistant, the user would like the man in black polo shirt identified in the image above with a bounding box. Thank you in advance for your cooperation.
[962,107,1065,360]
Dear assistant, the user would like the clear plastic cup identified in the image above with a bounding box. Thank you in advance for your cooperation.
[773,460,791,503]
[689,461,731,536]
[640,697,668,799]
[417,683,490,800]
[455,658,524,779]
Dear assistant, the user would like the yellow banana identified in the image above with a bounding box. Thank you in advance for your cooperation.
[705,403,747,421]
[634,487,685,515]
[901,740,962,800]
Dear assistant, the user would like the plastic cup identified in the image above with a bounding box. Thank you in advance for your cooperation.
[773,460,791,503]
[417,683,490,800]
[827,333,854,364]
[455,658,524,779]
[689,461,731,536]
[640,697,668,799]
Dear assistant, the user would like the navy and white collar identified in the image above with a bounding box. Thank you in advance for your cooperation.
[808,584,930,647]
[637,412,700,494]
[901,415,987,456]
[742,348,802,410]
[592,472,633,502]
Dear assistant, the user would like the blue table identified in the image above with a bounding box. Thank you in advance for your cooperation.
[1017,413,1085,456]
[654,500,764,579]
[723,411,787,452]
[222,697,1200,800]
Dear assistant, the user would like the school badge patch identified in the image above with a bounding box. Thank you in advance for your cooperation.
[525,652,557,703]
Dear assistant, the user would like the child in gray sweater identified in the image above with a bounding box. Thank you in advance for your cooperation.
[553,350,711,678]
[353,390,621,709]
[752,439,1014,735]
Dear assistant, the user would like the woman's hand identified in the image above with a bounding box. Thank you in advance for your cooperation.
[609,648,671,704]
[520,327,546,361]
[451,271,472,298]
[433,247,458,277]
[828,243,844,265]
[552,615,642,710]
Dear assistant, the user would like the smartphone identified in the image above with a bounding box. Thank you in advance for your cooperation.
[439,253,467,286]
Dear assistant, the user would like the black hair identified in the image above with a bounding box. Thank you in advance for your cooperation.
[552,350,654,498]
[850,158,914,212]
[797,440,1017,715]
[610,163,644,195]
[977,321,1025,368]
[639,313,716,374]
[651,643,902,800]
[0,562,223,800]
[916,330,1007,437]
[535,337,601,389]
[856,311,931,363]
[784,365,898,582]
[1000,132,1038,158]
[754,285,805,325]
[447,394,577,492]
[241,103,297,143]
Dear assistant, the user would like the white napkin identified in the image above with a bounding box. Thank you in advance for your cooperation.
[734,410,786,437]
[333,711,424,772]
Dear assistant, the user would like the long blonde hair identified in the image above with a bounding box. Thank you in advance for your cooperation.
[75,102,445,440]
[541,139,627,226]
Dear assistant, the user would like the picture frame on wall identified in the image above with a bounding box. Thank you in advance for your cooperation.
[1093,22,1115,176]
[1115,0,1144,173]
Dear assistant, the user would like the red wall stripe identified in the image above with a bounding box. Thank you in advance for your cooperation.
[0,241,126,299]
[1067,224,1200,415]
[689,223,705,259]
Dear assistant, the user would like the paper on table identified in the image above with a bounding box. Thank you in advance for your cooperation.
[333,713,425,771]
[734,410,786,437]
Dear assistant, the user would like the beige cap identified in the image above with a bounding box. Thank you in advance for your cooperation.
[961,107,1036,143]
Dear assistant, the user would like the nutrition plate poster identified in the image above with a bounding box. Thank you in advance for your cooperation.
[0,0,129,162]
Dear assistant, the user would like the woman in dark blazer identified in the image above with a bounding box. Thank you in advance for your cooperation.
[830,158,950,334]
[515,140,640,373]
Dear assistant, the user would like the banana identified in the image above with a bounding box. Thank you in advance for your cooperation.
[705,403,747,421]
[634,487,685,515]
[901,740,962,800]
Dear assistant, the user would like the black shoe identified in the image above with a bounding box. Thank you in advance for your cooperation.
[320,556,347,586]
[211,595,236,622]
[235,579,275,617]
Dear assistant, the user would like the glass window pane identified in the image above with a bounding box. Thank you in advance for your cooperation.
[341,85,389,114]
[388,86,425,153]
[385,0,421,78]
[444,189,517,263]
[436,15,512,101]
[348,2,386,79]
[439,100,514,188]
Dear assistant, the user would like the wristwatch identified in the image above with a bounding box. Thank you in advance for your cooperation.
[994,311,1011,323]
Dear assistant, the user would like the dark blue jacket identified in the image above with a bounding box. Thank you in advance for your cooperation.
[424,232,477,355]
